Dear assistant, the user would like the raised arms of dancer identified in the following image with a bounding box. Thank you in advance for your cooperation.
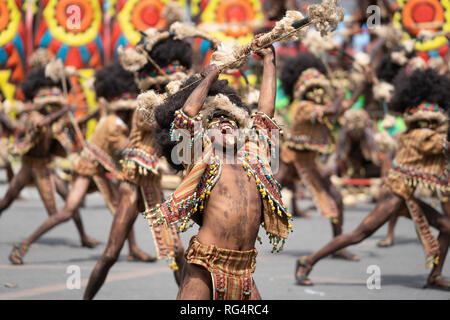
[36,105,71,128]
[255,44,277,117]
[182,66,220,118]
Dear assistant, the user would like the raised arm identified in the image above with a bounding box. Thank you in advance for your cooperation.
[182,65,220,118]
[254,42,277,117]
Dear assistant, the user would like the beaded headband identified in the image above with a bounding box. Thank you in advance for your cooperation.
[33,87,65,109]
[108,92,139,111]
[139,63,187,79]
[404,102,448,127]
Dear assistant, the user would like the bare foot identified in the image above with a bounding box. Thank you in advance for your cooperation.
[424,276,450,291]
[295,256,313,286]
[332,249,360,261]
[377,238,394,248]
[81,237,100,248]
[128,248,157,262]
[9,243,28,265]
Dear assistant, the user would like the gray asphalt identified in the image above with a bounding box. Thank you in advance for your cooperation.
[0,173,449,300]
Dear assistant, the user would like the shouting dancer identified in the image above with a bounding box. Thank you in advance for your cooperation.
[144,38,291,300]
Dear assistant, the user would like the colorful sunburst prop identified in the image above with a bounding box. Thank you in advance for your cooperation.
[200,0,264,45]
[0,0,25,86]
[393,0,450,53]
[35,0,103,69]
[112,0,186,56]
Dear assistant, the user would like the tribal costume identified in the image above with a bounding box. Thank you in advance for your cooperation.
[83,30,193,300]
[120,109,182,269]
[385,101,449,266]
[280,53,349,232]
[0,66,95,263]
[8,62,143,265]
[143,72,291,300]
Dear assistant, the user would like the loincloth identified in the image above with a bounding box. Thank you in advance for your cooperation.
[185,236,258,300]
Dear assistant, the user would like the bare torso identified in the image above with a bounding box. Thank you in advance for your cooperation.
[197,162,262,251]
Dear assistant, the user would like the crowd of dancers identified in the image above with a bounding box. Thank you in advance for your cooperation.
[0,0,449,299]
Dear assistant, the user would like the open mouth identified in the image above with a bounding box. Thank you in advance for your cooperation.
[219,121,236,135]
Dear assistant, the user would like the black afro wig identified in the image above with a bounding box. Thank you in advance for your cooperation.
[390,68,450,115]
[139,36,193,74]
[94,61,140,100]
[154,75,250,170]
[280,52,327,101]
[21,67,70,101]
[376,49,416,84]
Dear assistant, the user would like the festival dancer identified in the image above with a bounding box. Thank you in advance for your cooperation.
[295,68,450,291]
[325,108,380,179]
[8,62,151,264]
[280,52,358,260]
[143,38,291,300]
[0,99,18,183]
[0,66,96,261]
[82,31,193,300]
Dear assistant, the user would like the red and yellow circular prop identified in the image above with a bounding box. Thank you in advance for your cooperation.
[0,0,21,47]
[394,0,450,51]
[43,0,102,47]
[201,0,264,44]
[117,0,186,45]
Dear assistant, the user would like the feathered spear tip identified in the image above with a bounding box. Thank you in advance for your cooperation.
[307,0,345,36]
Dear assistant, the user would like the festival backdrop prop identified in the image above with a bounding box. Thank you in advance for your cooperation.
[0,0,26,102]
[111,0,186,57]
[199,0,264,45]
[394,0,450,55]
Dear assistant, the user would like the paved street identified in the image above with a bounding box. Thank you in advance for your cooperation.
[0,177,449,300]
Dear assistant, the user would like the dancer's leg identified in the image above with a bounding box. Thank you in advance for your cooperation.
[83,181,147,300]
[295,186,403,285]
[420,199,450,290]
[53,173,98,247]
[378,214,398,247]
[21,176,91,247]
[0,165,32,216]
